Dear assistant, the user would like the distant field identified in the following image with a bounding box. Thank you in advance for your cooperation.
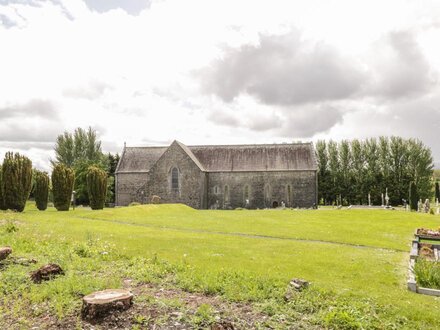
[1,204,440,329]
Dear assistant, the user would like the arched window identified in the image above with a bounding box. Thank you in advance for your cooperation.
[213,186,220,194]
[244,185,250,201]
[224,185,230,202]
[287,184,292,206]
[171,167,179,190]
[264,184,271,207]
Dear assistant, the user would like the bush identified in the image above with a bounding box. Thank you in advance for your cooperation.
[86,166,107,210]
[129,202,141,207]
[35,171,49,211]
[2,152,33,212]
[52,164,75,211]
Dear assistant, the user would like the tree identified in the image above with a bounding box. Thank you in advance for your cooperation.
[53,127,107,205]
[316,140,330,205]
[409,181,418,211]
[87,166,107,210]
[106,153,120,204]
[327,140,340,205]
[316,137,433,206]
[35,171,49,211]
[52,164,75,211]
[2,152,33,212]
[435,182,440,203]
[0,165,5,210]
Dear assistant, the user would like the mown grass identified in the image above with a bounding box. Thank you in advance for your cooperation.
[1,204,440,329]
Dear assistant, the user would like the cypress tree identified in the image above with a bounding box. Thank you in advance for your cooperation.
[35,171,49,211]
[0,166,5,211]
[435,182,440,203]
[2,152,33,212]
[52,164,75,211]
[409,181,418,211]
[87,166,107,210]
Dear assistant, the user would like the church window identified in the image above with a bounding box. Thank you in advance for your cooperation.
[171,167,179,190]
[214,186,220,194]
[224,185,230,202]
[244,185,250,200]
[287,184,292,206]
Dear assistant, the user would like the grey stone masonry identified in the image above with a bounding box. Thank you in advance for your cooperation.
[115,140,317,209]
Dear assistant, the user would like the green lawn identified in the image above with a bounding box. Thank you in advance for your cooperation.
[1,204,440,329]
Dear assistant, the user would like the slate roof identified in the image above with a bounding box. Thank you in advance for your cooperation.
[116,141,317,173]
[116,146,167,173]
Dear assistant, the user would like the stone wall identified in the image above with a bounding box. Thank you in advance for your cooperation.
[116,172,149,206]
[206,171,317,209]
[147,142,207,209]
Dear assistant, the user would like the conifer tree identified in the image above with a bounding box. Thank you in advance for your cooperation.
[409,182,418,211]
[35,171,49,211]
[2,152,33,212]
[87,166,107,210]
[52,164,75,211]
[0,166,5,211]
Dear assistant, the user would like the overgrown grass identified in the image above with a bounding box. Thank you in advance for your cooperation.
[414,259,440,289]
[1,204,440,328]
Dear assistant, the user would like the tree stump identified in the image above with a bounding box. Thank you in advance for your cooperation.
[81,289,133,320]
[0,247,12,261]
[30,263,64,283]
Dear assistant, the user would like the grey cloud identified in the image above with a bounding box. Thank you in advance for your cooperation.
[280,105,344,138]
[0,99,58,120]
[369,31,435,98]
[0,141,53,151]
[246,113,283,132]
[207,111,241,127]
[200,30,366,106]
[83,0,151,15]
[0,13,17,28]
[63,81,112,100]
[0,122,61,143]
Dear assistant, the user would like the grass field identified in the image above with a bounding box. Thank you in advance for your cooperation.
[1,204,440,329]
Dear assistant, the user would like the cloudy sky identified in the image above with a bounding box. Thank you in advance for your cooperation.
[1,0,440,170]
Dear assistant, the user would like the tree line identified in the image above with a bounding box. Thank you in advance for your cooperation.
[0,127,119,212]
[316,137,434,206]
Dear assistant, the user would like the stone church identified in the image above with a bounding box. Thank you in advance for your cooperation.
[115,140,318,209]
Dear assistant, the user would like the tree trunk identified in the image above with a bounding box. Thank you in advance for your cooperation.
[81,289,133,320]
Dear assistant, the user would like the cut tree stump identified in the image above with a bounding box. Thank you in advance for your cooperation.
[81,289,133,320]
[30,264,64,283]
[0,247,12,261]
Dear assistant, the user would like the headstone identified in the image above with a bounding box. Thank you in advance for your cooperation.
[150,195,161,204]
[424,199,430,213]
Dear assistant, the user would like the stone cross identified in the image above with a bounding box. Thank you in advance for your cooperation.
[368,193,371,207]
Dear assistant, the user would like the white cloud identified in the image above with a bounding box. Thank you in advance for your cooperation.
[0,0,440,169]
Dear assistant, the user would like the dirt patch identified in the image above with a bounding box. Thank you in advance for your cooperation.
[2,282,275,329]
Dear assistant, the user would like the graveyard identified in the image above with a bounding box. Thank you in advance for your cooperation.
[1,204,440,329]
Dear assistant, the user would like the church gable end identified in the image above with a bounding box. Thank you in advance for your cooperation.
[147,141,207,209]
